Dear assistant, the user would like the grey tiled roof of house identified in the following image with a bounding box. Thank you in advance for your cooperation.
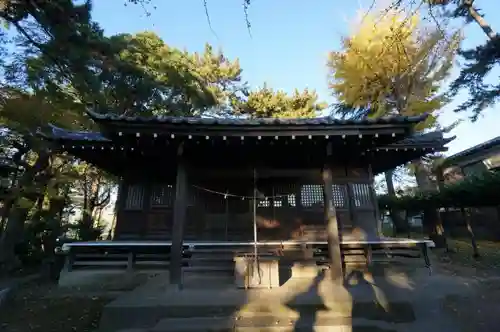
[443,136,500,166]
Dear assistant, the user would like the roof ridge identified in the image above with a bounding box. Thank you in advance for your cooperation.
[86,109,429,125]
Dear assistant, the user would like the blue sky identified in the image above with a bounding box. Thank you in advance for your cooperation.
[91,0,499,156]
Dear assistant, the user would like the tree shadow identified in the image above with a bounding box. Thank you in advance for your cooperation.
[285,269,330,332]
[97,250,429,331]
[343,263,416,332]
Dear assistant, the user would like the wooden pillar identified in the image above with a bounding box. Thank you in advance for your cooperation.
[141,182,152,238]
[323,143,344,282]
[113,179,127,239]
[367,164,381,236]
[170,143,188,287]
[345,182,357,228]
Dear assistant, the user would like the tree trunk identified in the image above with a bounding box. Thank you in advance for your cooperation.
[80,183,94,240]
[412,159,434,190]
[461,207,480,259]
[0,149,51,271]
[30,195,44,225]
[41,194,66,281]
[413,159,448,247]
[423,208,448,248]
[463,1,497,40]
[385,169,408,235]
[80,175,106,241]
[0,149,26,236]
[0,199,13,235]
[403,210,411,238]
[385,170,396,196]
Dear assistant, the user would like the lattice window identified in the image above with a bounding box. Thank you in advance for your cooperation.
[150,184,174,208]
[300,184,324,207]
[125,184,144,210]
[332,184,347,208]
[351,183,373,208]
[272,184,297,208]
[258,197,271,208]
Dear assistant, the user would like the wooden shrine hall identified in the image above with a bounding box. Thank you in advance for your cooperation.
[45,111,452,284]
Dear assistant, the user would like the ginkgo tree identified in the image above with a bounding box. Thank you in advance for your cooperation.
[382,0,499,120]
[327,9,461,238]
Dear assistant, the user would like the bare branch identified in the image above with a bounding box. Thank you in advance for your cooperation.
[243,0,252,38]
[202,0,219,40]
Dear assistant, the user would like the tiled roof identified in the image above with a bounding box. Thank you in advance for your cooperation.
[43,124,110,142]
[87,110,429,127]
[43,124,453,151]
[388,131,456,147]
[443,135,500,166]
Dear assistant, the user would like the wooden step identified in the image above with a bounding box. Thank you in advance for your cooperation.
[183,266,233,272]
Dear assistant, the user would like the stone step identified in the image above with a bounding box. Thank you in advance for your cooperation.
[100,300,415,331]
[115,316,409,331]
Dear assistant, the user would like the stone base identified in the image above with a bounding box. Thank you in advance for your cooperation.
[234,256,280,288]
[291,261,326,278]
[99,266,474,332]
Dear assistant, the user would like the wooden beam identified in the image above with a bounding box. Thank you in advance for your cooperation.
[100,122,410,137]
[322,142,344,283]
[170,143,188,287]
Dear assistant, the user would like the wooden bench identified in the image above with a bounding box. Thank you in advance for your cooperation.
[60,241,191,272]
[309,237,434,274]
[58,238,433,275]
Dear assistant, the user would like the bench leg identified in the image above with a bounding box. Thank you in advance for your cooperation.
[127,252,136,272]
[63,253,74,272]
[364,245,373,267]
[420,243,432,275]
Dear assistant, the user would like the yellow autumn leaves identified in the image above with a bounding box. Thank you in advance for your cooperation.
[328,9,460,121]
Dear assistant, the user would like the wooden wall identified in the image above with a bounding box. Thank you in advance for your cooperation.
[114,166,379,241]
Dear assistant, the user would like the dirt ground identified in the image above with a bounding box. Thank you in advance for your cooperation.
[439,239,500,332]
[1,239,500,332]
[0,289,110,332]
[0,273,152,332]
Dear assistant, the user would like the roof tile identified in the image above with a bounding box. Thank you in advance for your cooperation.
[87,110,429,126]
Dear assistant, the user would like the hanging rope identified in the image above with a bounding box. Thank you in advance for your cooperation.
[252,168,262,286]
[191,184,291,200]
[192,173,276,286]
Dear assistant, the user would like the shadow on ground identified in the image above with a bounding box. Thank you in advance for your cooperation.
[95,259,474,331]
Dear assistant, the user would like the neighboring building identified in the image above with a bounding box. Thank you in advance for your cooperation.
[442,136,500,183]
[441,136,500,240]
[41,111,451,242]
